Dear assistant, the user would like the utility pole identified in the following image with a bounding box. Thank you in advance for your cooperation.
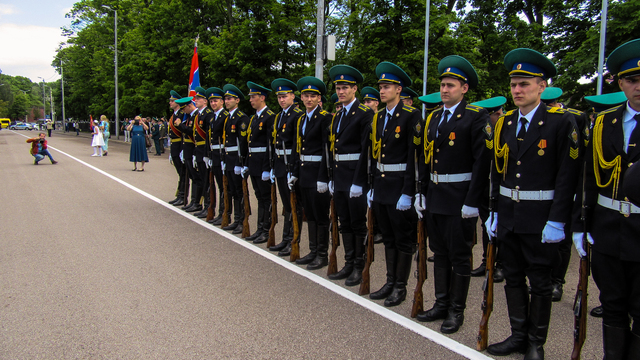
[38,77,46,120]
[61,60,66,129]
[315,0,324,80]
[103,5,119,139]
[596,0,608,95]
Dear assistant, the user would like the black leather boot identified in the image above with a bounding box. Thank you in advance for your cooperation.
[441,272,470,334]
[470,260,486,277]
[626,327,640,360]
[278,241,291,256]
[297,221,317,265]
[370,247,396,300]
[345,235,365,286]
[269,212,291,251]
[602,324,628,360]
[417,266,451,322]
[488,286,529,356]
[328,233,354,280]
[195,196,210,218]
[523,294,552,360]
[232,198,244,234]
[308,225,328,270]
[384,251,412,307]
[246,207,264,241]
[551,250,571,302]
[493,262,505,283]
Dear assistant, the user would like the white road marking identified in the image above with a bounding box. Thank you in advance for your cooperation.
[13,131,493,360]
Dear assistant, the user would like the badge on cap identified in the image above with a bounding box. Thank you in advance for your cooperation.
[382,74,386,79]
[446,68,451,72]
[517,64,522,70]
[340,75,344,80]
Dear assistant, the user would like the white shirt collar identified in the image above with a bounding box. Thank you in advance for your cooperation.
[519,102,542,122]
[342,98,357,113]
[256,106,267,118]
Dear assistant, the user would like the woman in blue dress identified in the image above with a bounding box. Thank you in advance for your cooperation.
[126,116,149,171]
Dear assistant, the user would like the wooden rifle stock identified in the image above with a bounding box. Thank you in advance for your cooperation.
[242,176,251,237]
[220,137,230,228]
[571,164,590,360]
[268,183,278,248]
[290,191,300,261]
[327,198,339,276]
[411,216,427,318]
[359,206,374,295]
[182,153,190,206]
[206,166,215,221]
[477,238,496,350]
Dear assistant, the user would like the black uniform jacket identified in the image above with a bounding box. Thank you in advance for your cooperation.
[491,103,580,234]
[179,110,197,156]
[223,108,250,169]
[420,100,492,216]
[292,105,332,188]
[573,104,640,261]
[209,109,228,167]
[365,104,422,206]
[273,105,305,177]
[194,107,214,160]
[168,110,185,143]
[330,99,374,192]
[247,107,276,177]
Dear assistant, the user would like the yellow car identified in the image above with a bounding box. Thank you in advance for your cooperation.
[0,118,10,129]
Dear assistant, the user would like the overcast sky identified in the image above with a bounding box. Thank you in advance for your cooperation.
[0,0,77,82]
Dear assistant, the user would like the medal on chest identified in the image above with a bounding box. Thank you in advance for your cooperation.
[449,132,455,146]
[538,139,546,156]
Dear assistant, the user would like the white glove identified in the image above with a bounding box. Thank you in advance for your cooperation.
[262,171,270,181]
[203,157,211,169]
[461,205,479,218]
[179,150,184,162]
[221,161,226,171]
[270,169,275,183]
[485,212,498,238]
[329,181,334,195]
[414,194,426,219]
[207,159,212,167]
[242,166,249,177]
[287,173,298,190]
[317,182,328,193]
[367,189,374,208]
[572,232,594,258]
[349,184,363,198]
[234,166,242,175]
[169,154,173,165]
[396,194,411,211]
[541,221,565,243]
[192,155,196,168]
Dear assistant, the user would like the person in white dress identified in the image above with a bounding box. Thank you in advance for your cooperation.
[91,120,105,156]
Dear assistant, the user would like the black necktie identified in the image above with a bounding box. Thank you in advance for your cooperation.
[517,117,528,150]
[629,114,640,151]
[337,109,345,132]
[438,110,451,137]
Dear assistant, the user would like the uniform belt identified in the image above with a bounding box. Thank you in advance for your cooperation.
[183,139,194,143]
[276,149,292,155]
[499,186,554,202]
[301,155,322,162]
[430,172,472,184]
[225,146,238,152]
[249,147,267,153]
[195,141,206,146]
[171,138,181,143]
[597,194,640,216]
[334,153,360,161]
[377,163,406,172]
[210,144,222,150]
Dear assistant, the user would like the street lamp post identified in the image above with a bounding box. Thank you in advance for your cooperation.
[102,5,119,139]
[38,77,46,121]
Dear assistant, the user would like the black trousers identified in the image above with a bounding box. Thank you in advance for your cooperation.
[196,161,209,203]
[211,166,224,214]
[300,187,330,227]
[224,169,243,219]
[154,138,162,155]
[592,249,640,329]
[170,143,184,194]
[497,226,560,296]
[374,202,417,254]
[333,190,367,238]
[426,212,475,275]
[251,174,271,220]
[276,176,302,214]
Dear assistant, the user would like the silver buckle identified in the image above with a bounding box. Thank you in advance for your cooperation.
[619,201,631,217]
[511,189,520,202]
[433,174,438,185]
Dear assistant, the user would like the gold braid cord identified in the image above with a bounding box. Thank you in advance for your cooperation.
[493,115,509,178]
[593,114,622,197]
[422,112,435,167]
[271,113,280,145]
[222,115,227,145]
[247,115,254,140]
[329,112,337,152]
[296,114,303,154]
[371,112,381,159]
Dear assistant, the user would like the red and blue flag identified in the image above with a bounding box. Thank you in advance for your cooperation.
[188,40,200,97]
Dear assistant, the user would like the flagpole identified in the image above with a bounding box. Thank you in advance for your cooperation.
[596,0,607,95]
[422,0,430,116]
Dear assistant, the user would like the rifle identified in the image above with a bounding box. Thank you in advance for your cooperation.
[411,151,427,318]
[238,138,251,238]
[359,146,374,295]
[181,116,190,206]
[477,160,497,350]
[326,144,340,276]
[206,142,215,221]
[571,165,590,360]
[267,140,278,248]
[283,142,300,262]
[220,136,231,228]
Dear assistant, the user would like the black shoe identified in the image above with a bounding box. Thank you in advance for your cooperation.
[384,251,412,307]
[370,283,394,300]
[470,263,486,277]
[551,282,563,302]
[168,197,181,205]
[197,211,208,219]
[345,268,362,287]
[487,287,529,356]
[223,222,239,231]
[253,233,269,244]
[296,252,316,265]
[232,225,243,235]
[417,266,451,322]
[328,264,353,280]
[427,255,434,262]
[440,272,470,334]
[278,242,291,257]
[370,248,396,300]
[307,256,327,270]
[181,201,195,211]
[269,240,288,252]
[487,335,528,356]
[590,305,603,318]
[185,205,202,213]
[493,266,505,283]
[373,233,383,244]
[245,229,263,241]
[211,216,222,226]
[193,208,207,217]
[384,287,407,307]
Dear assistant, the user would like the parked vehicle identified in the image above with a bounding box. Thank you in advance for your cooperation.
[9,122,33,130]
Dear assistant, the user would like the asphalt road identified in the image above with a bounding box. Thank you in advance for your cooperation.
[0,129,603,359]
